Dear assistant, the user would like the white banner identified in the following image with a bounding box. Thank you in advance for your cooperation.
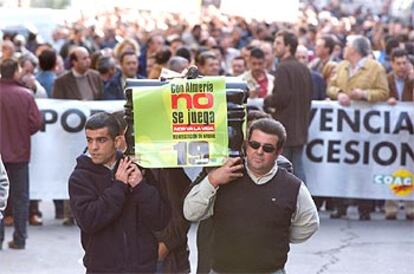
[305,101,414,201]
[30,99,414,201]
[30,99,124,199]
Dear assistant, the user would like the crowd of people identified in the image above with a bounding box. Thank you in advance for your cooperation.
[1,1,414,273]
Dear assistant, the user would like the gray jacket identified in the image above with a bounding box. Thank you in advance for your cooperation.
[0,156,9,219]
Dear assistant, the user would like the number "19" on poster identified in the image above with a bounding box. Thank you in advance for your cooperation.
[173,141,210,165]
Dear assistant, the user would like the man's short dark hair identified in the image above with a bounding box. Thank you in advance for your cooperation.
[247,110,271,125]
[276,30,298,56]
[175,46,192,63]
[85,112,120,139]
[250,47,265,59]
[38,49,57,71]
[321,35,335,54]
[248,118,286,150]
[391,48,408,61]
[232,56,246,64]
[155,47,172,65]
[211,45,224,56]
[385,36,400,56]
[111,110,127,134]
[0,58,18,79]
[119,51,136,64]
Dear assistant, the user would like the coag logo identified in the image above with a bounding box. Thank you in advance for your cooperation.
[374,169,414,197]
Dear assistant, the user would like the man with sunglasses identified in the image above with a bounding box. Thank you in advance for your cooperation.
[184,118,319,274]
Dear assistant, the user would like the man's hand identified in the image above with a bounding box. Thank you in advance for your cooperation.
[127,164,143,188]
[208,157,244,188]
[350,88,367,100]
[337,92,351,106]
[115,157,132,184]
[387,97,397,105]
[249,87,259,99]
[158,242,169,261]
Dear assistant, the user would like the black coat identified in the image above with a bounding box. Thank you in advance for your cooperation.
[151,168,192,273]
[264,56,313,147]
[69,154,170,273]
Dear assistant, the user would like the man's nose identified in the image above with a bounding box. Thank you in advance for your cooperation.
[91,141,99,150]
[256,146,264,154]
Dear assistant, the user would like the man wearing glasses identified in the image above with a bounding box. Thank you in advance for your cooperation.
[183,118,319,274]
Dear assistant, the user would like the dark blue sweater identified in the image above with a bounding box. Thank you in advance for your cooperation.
[69,154,170,273]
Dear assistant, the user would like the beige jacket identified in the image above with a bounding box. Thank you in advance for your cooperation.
[327,58,389,102]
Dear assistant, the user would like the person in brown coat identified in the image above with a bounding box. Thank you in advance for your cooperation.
[385,48,414,220]
[52,46,103,100]
[264,30,313,184]
[387,49,414,103]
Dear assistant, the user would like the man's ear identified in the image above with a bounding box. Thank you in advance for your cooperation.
[276,147,283,156]
[13,68,21,81]
[114,135,122,149]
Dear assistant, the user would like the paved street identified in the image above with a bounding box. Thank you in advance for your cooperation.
[1,201,413,274]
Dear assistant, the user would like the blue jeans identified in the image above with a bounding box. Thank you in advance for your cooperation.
[156,261,164,274]
[282,145,306,184]
[0,162,29,247]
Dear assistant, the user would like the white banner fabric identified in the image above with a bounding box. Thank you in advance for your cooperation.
[305,101,414,201]
[29,99,414,201]
[30,99,124,199]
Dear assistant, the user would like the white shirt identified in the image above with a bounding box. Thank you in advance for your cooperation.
[348,57,368,78]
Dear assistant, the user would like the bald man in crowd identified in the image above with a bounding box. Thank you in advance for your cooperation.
[52,46,103,225]
[52,46,103,100]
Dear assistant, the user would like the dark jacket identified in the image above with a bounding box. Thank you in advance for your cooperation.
[0,79,43,163]
[103,70,124,100]
[150,168,192,273]
[138,46,148,78]
[310,70,327,100]
[103,70,144,100]
[52,70,103,100]
[69,154,170,273]
[264,56,313,147]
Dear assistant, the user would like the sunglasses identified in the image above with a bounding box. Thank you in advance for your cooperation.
[248,141,276,153]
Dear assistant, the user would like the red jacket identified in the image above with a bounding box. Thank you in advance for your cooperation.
[0,79,43,163]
